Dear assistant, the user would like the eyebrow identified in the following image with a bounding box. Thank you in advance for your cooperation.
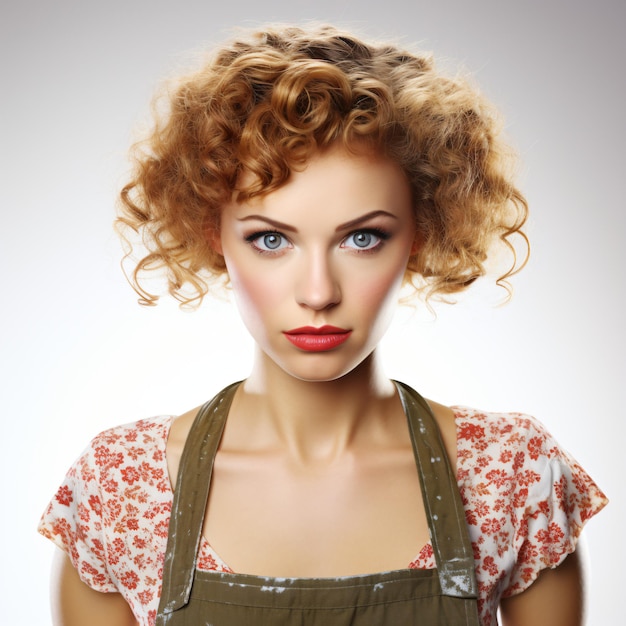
[236,210,398,233]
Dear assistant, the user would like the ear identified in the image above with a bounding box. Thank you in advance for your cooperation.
[204,225,223,256]
[410,232,423,256]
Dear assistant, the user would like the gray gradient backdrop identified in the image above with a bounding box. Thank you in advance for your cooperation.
[1,0,623,623]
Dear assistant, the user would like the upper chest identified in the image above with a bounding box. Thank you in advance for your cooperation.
[164,396,459,577]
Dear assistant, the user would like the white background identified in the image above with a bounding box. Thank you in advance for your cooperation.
[1,0,623,623]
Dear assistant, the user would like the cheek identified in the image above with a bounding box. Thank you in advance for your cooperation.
[352,267,404,323]
[227,263,285,324]
[355,251,408,302]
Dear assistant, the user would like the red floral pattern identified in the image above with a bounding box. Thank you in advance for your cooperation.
[39,408,607,626]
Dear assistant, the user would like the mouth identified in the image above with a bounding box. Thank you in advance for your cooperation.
[283,326,352,352]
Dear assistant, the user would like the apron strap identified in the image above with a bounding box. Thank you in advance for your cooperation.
[158,380,477,616]
[158,381,241,614]
[394,381,478,598]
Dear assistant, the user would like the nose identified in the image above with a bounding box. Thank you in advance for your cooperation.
[295,250,341,311]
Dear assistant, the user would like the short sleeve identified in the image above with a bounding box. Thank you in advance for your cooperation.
[38,442,118,592]
[37,416,175,601]
[502,419,608,596]
[454,407,608,621]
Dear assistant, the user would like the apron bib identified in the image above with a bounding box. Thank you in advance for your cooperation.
[156,381,480,625]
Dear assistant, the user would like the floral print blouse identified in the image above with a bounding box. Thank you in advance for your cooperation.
[39,406,607,625]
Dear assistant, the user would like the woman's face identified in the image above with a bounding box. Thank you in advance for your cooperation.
[219,145,416,382]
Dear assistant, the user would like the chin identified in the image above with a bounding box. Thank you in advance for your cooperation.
[275,351,374,384]
[290,371,350,384]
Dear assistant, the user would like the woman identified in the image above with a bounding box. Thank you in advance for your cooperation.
[39,24,607,626]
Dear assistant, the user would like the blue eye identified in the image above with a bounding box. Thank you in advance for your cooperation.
[260,233,283,249]
[351,232,374,248]
[343,230,388,251]
[246,231,290,253]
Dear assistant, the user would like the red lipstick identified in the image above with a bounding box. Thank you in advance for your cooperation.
[283,326,352,352]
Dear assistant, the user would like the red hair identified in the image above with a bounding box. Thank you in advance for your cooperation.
[117,24,528,306]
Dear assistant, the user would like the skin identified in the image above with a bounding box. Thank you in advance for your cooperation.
[51,551,138,626]
[50,145,586,625]
[197,146,426,576]
[500,550,586,626]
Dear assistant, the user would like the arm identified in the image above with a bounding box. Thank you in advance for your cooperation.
[500,550,586,626]
[51,549,138,626]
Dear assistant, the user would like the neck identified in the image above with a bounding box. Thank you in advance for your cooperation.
[234,349,398,465]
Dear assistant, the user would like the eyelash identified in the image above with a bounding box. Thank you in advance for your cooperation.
[244,231,290,255]
[244,228,391,255]
[341,228,391,253]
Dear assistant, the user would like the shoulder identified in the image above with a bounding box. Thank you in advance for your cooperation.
[451,406,559,472]
[450,403,607,520]
[452,405,548,440]
[72,416,172,477]
[165,405,204,491]
[450,406,591,513]
[451,406,607,608]
[45,415,176,511]
[427,402,552,477]
[88,415,175,452]
[426,399,459,472]
[38,415,177,603]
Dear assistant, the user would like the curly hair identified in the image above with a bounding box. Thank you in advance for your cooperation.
[117,24,529,306]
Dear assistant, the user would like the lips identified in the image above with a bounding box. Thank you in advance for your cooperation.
[283,326,352,352]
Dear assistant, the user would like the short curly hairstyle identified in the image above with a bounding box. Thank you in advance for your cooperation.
[117,24,529,306]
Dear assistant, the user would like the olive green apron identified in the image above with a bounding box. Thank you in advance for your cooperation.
[156,381,480,625]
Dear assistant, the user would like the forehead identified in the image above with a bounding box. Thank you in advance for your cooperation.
[227,146,412,225]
